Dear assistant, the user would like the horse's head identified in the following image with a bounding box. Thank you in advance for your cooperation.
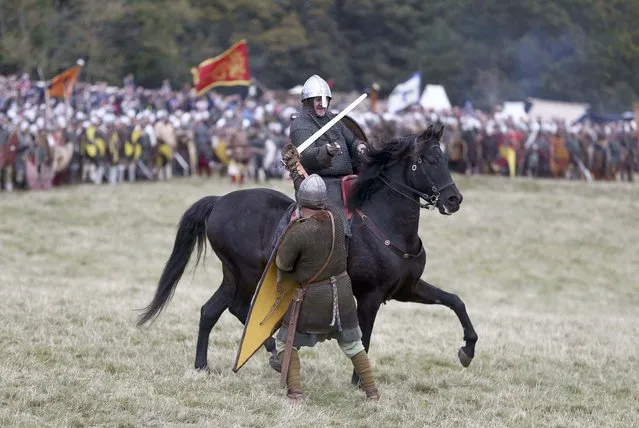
[349,125,463,215]
[405,124,463,215]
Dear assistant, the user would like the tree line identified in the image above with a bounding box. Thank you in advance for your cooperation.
[1,0,638,111]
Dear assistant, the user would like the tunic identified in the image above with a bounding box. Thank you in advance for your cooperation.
[276,207,360,347]
[289,106,359,236]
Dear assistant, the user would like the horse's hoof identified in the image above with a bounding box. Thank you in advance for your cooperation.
[269,354,282,373]
[458,347,473,368]
[195,364,211,373]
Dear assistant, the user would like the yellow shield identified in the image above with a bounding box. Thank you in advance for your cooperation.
[214,141,230,166]
[125,141,135,158]
[233,223,299,372]
[499,146,517,177]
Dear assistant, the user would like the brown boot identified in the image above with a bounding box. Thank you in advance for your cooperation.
[280,350,304,400]
[351,351,380,400]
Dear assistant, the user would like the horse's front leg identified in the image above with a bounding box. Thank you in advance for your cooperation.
[351,292,383,386]
[395,279,478,367]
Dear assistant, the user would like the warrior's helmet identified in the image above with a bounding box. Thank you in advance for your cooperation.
[297,174,328,209]
[301,75,332,109]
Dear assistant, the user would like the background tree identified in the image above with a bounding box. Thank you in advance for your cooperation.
[1,0,638,111]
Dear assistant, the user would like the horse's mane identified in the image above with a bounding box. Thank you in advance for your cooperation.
[348,134,418,210]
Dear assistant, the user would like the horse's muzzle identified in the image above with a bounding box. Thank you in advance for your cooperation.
[438,187,463,215]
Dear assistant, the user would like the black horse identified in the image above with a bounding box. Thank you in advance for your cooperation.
[138,124,478,384]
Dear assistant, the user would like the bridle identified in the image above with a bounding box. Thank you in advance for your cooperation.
[378,144,455,210]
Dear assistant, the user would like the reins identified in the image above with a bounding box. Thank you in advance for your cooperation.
[378,153,455,210]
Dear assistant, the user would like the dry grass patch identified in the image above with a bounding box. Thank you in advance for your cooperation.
[1,176,638,427]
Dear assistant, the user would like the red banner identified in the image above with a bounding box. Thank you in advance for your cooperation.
[48,65,81,98]
[191,40,251,96]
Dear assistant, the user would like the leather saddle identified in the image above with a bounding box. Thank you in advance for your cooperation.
[271,174,358,249]
[340,174,357,220]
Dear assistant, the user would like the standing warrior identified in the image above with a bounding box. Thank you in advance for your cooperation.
[283,75,367,236]
[274,172,379,401]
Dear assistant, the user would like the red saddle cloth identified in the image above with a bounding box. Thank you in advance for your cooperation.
[289,174,358,222]
[290,175,357,223]
[341,174,358,220]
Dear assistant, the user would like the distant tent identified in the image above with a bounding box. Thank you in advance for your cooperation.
[527,98,589,124]
[419,84,451,111]
[288,85,303,95]
[498,101,528,121]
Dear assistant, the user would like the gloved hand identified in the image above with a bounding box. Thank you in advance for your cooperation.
[281,143,308,186]
[352,139,370,171]
[281,143,301,170]
[326,141,342,156]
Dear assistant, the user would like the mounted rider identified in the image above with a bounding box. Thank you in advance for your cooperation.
[283,75,368,235]
[275,173,379,401]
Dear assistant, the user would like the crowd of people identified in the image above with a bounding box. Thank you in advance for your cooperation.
[1,72,637,193]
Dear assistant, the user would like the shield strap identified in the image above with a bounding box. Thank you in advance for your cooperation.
[280,211,336,388]
[280,287,305,388]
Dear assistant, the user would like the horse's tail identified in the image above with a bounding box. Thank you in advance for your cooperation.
[137,195,220,326]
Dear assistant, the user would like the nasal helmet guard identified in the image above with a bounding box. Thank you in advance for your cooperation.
[301,75,332,108]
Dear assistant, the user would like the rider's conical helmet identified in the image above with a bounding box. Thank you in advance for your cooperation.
[301,75,332,108]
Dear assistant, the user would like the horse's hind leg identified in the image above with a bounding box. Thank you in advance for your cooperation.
[195,283,233,371]
[395,279,478,367]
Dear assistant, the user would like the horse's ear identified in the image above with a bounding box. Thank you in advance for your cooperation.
[435,124,445,141]
[420,124,435,140]
[415,124,434,152]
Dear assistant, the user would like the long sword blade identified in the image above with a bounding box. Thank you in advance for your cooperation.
[297,93,368,153]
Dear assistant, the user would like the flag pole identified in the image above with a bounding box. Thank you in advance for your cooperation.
[370,83,379,113]
[66,59,85,123]
[38,67,52,130]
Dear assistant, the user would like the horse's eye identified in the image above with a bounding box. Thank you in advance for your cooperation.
[425,145,442,164]
[426,150,439,164]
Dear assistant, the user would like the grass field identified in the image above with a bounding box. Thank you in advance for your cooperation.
[1,175,638,427]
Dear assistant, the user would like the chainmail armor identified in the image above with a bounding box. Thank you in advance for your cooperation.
[289,106,357,177]
[289,107,357,237]
[276,207,359,345]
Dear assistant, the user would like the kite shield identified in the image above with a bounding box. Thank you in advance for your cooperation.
[233,223,299,372]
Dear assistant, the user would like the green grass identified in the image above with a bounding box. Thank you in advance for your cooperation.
[1,175,638,427]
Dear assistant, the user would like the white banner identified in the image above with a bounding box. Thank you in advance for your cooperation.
[387,72,421,114]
